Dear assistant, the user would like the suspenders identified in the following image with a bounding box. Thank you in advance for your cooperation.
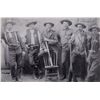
[4,31,19,45]
[14,32,19,44]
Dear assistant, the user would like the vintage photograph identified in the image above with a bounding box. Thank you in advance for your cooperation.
[1,18,100,82]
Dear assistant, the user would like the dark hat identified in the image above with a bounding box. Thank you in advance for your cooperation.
[75,23,86,28]
[5,21,16,25]
[44,22,54,27]
[26,21,37,27]
[88,25,100,32]
[60,19,72,26]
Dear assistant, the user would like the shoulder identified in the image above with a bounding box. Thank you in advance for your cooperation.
[34,28,39,32]
[74,30,79,34]
[25,29,30,36]
[1,32,5,39]
[50,29,56,34]
[69,28,73,33]
[41,30,47,39]
[14,31,19,35]
[87,32,92,40]
[42,30,46,36]
[55,31,61,39]
[52,30,59,38]
[26,29,30,33]
[83,30,87,34]
[14,31,22,38]
[2,32,5,36]
[35,27,40,31]
[83,31,88,38]
[73,30,78,35]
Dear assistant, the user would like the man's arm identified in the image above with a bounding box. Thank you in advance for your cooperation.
[16,32,27,52]
[44,32,58,44]
[1,32,8,45]
[44,37,57,43]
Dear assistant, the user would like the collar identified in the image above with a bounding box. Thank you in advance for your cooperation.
[28,28,37,33]
[46,29,54,33]
[63,27,70,31]
[77,29,84,32]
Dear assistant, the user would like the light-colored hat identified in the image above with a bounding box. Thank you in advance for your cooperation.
[88,25,100,32]
[60,19,72,26]
[44,22,54,27]
[75,23,86,28]
[5,20,16,25]
[26,21,37,27]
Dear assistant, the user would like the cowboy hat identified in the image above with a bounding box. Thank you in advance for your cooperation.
[60,19,72,26]
[5,21,16,25]
[44,22,54,27]
[75,23,86,28]
[88,25,100,32]
[26,21,37,27]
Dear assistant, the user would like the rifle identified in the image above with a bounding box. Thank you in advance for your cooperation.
[45,40,53,66]
[68,42,73,81]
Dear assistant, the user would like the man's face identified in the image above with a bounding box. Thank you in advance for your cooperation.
[6,23,13,31]
[45,24,52,30]
[92,28,98,33]
[29,24,35,29]
[62,22,69,29]
[77,25,83,30]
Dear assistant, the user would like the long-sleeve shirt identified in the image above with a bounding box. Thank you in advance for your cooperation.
[2,31,25,51]
[60,28,73,50]
[86,50,100,81]
[71,29,87,54]
[88,32,100,51]
[41,29,60,51]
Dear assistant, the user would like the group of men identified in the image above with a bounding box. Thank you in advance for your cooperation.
[1,19,100,82]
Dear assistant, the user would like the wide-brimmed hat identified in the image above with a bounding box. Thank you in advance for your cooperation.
[75,23,86,28]
[88,25,100,32]
[5,21,16,25]
[60,19,72,26]
[44,22,54,27]
[26,21,37,27]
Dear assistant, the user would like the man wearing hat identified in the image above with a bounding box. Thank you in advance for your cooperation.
[86,25,100,81]
[60,19,73,80]
[25,21,42,79]
[2,20,26,81]
[40,22,61,75]
[68,22,88,81]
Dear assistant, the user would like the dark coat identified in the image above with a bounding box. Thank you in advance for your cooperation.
[25,29,40,46]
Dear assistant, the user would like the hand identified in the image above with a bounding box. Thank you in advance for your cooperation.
[26,44,29,49]
[69,39,73,44]
[89,50,95,53]
[22,51,26,56]
[44,37,49,41]
[44,49,48,52]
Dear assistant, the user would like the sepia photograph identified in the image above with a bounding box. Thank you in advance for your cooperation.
[1,17,100,82]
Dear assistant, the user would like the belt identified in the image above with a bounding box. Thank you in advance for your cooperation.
[8,45,20,50]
